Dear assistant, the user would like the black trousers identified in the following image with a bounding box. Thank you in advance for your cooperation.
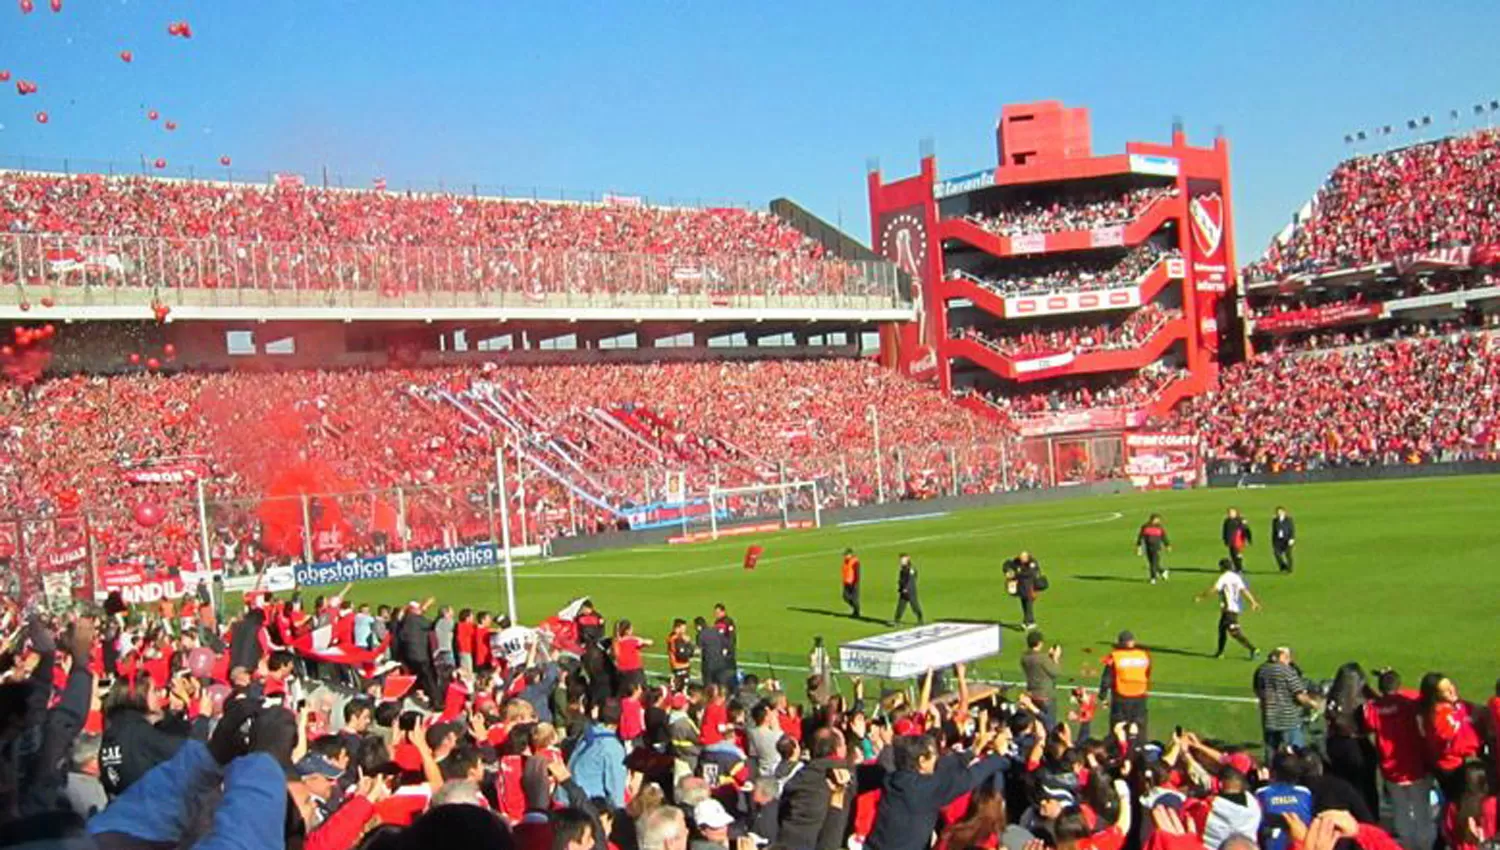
[1217,611,1255,655]
[842,582,861,616]
[894,592,924,624]
[1019,593,1036,627]
[1145,549,1163,580]
[1227,545,1246,572]
[1110,695,1148,740]
[1273,545,1294,573]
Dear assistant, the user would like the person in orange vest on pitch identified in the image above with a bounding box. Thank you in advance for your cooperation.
[841,548,862,618]
[1099,630,1152,739]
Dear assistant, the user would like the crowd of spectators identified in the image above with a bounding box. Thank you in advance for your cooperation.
[1170,331,1500,473]
[959,305,1179,360]
[1246,128,1500,280]
[2,576,1496,850]
[989,366,1188,417]
[1258,314,1500,356]
[965,186,1176,238]
[0,173,886,299]
[0,358,1029,574]
[960,245,1177,299]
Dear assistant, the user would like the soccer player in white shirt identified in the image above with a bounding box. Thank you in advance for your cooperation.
[1195,557,1262,659]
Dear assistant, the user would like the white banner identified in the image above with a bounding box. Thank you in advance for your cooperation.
[839,622,1001,679]
[1013,351,1076,373]
[1005,286,1141,318]
[1010,232,1046,254]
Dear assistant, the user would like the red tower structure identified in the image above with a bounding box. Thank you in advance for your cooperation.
[868,101,1237,477]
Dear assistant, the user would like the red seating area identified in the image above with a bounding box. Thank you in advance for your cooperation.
[961,244,1175,297]
[964,186,1175,237]
[0,172,888,300]
[989,365,1186,416]
[961,303,1177,358]
[0,172,823,257]
[1248,128,1500,279]
[1170,332,1500,471]
[0,359,1021,568]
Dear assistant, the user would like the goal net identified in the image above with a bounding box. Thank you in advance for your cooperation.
[685,479,823,541]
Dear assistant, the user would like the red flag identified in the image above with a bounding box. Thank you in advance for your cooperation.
[744,545,763,570]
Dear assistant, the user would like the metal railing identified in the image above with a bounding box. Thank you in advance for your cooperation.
[0,233,908,310]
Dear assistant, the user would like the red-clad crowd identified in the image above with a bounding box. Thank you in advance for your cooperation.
[990,367,1188,417]
[1170,332,1500,473]
[961,246,1176,299]
[0,173,887,299]
[960,305,1179,360]
[4,583,1499,850]
[0,173,822,257]
[0,359,1026,574]
[966,187,1176,238]
[1247,128,1500,280]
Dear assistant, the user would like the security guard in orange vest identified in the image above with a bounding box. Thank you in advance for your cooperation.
[1099,629,1152,739]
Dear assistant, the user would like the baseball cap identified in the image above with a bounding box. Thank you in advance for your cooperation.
[1223,751,1257,775]
[294,753,343,779]
[694,799,736,830]
[1116,630,1135,646]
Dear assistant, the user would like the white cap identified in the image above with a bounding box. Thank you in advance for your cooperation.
[693,799,735,831]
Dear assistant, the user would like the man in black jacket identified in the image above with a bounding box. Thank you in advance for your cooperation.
[891,554,924,626]
[1003,552,1044,630]
[397,598,439,703]
[1271,506,1296,573]
[1221,507,1252,573]
[696,617,729,688]
[777,728,851,850]
[866,729,1008,850]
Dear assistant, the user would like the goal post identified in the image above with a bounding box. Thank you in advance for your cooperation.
[702,479,822,541]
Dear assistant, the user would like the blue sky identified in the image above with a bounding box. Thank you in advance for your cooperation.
[1,0,1495,257]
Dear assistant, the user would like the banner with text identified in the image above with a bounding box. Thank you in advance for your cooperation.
[1016,408,1148,437]
[1253,302,1384,335]
[1123,432,1201,490]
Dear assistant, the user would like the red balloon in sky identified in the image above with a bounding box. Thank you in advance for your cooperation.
[153,158,166,169]
[0,71,9,83]
[128,353,141,365]
[19,0,33,13]
[147,110,159,121]
[219,156,231,167]
[164,121,177,131]
[167,20,191,38]
[119,50,133,63]
[34,111,47,124]
[48,0,59,11]
[16,81,36,95]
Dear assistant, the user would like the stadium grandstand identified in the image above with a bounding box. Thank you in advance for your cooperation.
[5,4,1500,846]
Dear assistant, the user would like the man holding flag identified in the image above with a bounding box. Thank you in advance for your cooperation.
[841,548,862,618]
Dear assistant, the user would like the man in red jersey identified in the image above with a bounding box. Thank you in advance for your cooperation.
[1364,669,1433,850]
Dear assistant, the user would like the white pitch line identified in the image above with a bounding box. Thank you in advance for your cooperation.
[508,511,1125,580]
[838,511,950,528]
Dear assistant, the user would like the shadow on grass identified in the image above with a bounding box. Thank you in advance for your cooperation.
[785,605,889,625]
[1094,640,1220,659]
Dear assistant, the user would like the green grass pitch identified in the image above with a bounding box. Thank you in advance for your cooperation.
[332,474,1500,744]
